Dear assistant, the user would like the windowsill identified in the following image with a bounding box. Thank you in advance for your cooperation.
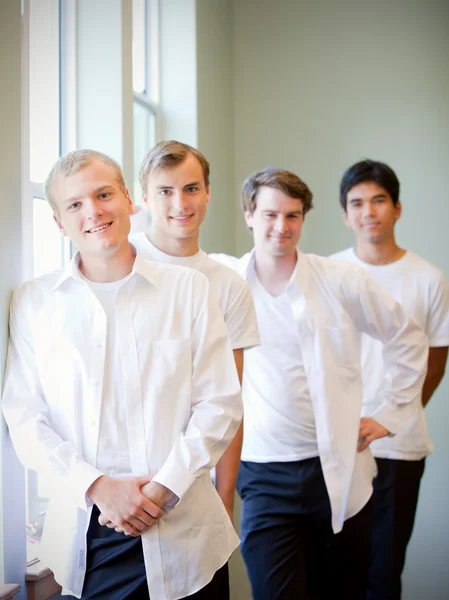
[26,560,61,600]
[0,585,21,600]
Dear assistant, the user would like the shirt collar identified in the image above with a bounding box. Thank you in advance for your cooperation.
[244,248,309,296]
[52,245,159,291]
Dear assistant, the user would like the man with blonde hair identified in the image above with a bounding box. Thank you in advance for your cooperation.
[129,140,260,524]
[211,167,428,599]
[2,149,242,599]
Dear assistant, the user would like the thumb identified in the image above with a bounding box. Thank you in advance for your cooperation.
[135,474,153,486]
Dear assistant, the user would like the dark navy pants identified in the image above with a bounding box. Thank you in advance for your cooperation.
[368,457,425,600]
[80,505,230,599]
[237,458,371,600]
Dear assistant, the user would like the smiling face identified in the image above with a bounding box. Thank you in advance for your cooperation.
[51,159,133,257]
[245,186,304,258]
[143,153,210,241]
[343,181,401,244]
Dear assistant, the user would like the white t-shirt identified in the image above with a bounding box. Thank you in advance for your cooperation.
[331,247,449,459]
[83,274,133,476]
[241,265,319,462]
[130,232,260,351]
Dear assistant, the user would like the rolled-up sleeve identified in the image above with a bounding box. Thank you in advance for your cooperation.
[152,273,243,499]
[342,270,429,434]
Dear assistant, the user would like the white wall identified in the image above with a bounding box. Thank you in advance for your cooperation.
[232,0,449,597]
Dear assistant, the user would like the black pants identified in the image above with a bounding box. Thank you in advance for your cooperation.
[80,506,230,600]
[368,457,426,600]
[237,458,372,600]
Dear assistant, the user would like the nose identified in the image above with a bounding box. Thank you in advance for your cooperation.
[85,198,104,219]
[275,215,288,233]
[362,202,375,218]
[172,191,189,212]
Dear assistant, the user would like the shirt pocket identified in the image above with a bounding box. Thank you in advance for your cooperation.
[149,338,192,398]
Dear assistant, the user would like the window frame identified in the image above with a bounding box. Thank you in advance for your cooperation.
[21,0,75,563]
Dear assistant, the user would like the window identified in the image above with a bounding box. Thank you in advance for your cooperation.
[19,0,161,567]
[22,0,73,562]
[132,0,159,205]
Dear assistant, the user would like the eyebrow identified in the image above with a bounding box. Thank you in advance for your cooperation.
[63,184,113,206]
[349,193,387,204]
[261,209,303,215]
[156,181,201,190]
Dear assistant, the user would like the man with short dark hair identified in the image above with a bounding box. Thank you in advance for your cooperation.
[1,149,242,600]
[212,167,428,600]
[333,159,449,600]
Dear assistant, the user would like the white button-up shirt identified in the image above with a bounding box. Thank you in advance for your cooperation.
[211,250,428,533]
[2,251,242,599]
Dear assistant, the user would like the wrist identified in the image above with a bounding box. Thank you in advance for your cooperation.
[87,474,108,502]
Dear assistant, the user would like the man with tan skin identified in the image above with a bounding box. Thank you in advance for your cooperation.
[127,140,260,522]
[332,159,449,600]
[211,167,428,599]
[1,149,242,600]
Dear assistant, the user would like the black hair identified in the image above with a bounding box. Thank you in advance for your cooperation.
[339,160,400,211]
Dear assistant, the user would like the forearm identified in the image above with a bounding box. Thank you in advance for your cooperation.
[215,421,243,513]
[422,371,445,407]
[141,481,178,511]
[422,346,448,407]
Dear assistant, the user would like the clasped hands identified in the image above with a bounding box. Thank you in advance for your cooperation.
[87,475,177,537]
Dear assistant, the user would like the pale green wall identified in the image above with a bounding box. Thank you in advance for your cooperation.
[232,0,449,597]
[197,0,236,254]
[158,0,236,254]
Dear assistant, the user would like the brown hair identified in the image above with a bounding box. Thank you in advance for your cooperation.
[241,168,313,216]
[45,149,127,214]
[139,140,210,194]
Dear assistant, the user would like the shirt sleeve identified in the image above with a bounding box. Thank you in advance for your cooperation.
[426,272,449,347]
[151,273,243,500]
[1,288,104,510]
[225,277,260,350]
[341,269,429,434]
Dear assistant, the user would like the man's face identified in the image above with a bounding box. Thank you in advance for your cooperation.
[143,153,210,240]
[52,159,133,256]
[245,186,304,258]
[343,181,401,244]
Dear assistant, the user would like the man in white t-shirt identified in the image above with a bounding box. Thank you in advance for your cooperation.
[211,167,428,600]
[1,150,242,600]
[332,159,449,600]
[128,141,260,525]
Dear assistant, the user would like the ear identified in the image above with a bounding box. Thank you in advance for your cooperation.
[244,210,254,230]
[53,214,68,236]
[394,200,402,223]
[141,191,152,212]
[125,189,134,215]
[342,209,351,228]
[205,185,211,205]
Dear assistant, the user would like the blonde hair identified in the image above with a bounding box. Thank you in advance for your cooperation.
[139,140,210,194]
[45,149,127,213]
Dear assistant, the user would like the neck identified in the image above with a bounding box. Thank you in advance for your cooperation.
[253,248,297,295]
[79,240,135,282]
[148,227,200,258]
[355,237,406,266]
